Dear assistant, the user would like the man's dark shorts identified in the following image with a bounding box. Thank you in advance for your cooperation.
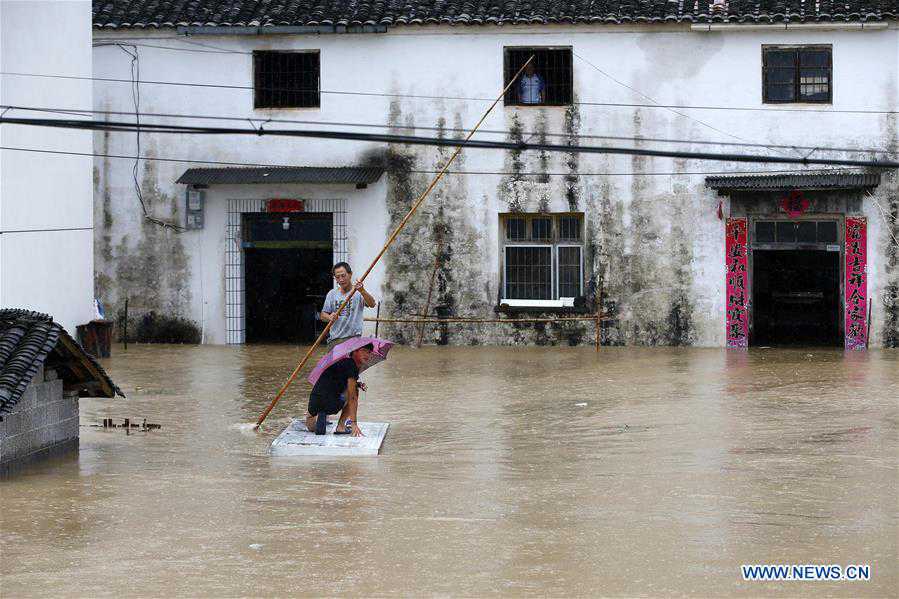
[308,392,346,416]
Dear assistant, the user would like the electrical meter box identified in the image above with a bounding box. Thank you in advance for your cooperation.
[185,188,205,230]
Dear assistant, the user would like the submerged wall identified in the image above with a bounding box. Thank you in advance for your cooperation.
[91,23,899,346]
[0,367,79,472]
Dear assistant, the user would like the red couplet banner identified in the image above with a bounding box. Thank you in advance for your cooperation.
[726,218,749,348]
[845,217,867,350]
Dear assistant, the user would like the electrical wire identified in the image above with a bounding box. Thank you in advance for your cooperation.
[0,144,843,178]
[572,50,784,158]
[3,115,897,169]
[2,69,896,115]
[3,104,895,156]
[0,226,93,234]
[114,44,184,231]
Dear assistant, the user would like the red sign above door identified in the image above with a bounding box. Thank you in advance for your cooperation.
[266,199,305,213]
[780,190,809,218]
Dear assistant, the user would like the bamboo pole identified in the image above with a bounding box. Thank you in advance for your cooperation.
[253,57,535,429]
[866,297,872,349]
[123,297,128,351]
[595,280,603,352]
[416,245,442,347]
[365,316,610,324]
[374,301,381,337]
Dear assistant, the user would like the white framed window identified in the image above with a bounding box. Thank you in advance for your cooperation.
[500,213,585,305]
[504,244,554,300]
[557,244,583,299]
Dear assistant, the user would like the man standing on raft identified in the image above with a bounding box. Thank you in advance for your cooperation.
[305,343,372,437]
[320,262,376,347]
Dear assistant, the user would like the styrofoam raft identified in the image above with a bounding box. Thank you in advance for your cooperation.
[270,418,388,456]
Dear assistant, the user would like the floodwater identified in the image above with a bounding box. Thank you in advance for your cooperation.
[1,345,897,597]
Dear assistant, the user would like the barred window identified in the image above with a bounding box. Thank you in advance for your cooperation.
[254,51,320,109]
[557,246,582,299]
[500,213,584,301]
[559,216,581,241]
[506,217,526,240]
[504,47,573,107]
[763,47,831,104]
[531,217,552,241]
[755,220,839,244]
[505,247,553,300]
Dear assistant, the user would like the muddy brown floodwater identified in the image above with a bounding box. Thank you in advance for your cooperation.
[1,345,897,597]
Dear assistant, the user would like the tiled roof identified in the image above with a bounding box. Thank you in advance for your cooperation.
[0,310,122,417]
[176,166,384,185]
[92,1,899,29]
[705,171,882,191]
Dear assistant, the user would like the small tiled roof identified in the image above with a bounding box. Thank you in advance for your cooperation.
[0,310,123,417]
[705,171,882,191]
[176,166,384,185]
[92,1,899,29]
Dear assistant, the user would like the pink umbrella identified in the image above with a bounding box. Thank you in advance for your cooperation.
[307,336,394,386]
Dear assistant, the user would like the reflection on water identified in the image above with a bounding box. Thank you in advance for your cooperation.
[1,345,896,597]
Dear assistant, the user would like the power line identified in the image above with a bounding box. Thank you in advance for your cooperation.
[3,116,898,168]
[4,104,894,156]
[112,44,184,231]
[2,70,896,115]
[0,226,93,235]
[572,50,780,157]
[1,144,837,178]
[93,40,246,55]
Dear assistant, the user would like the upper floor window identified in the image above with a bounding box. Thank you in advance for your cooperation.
[504,47,573,107]
[253,51,320,109]
[763,46,832,104]
[500,213,584,301]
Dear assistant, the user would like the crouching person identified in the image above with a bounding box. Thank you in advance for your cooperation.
[305,344,372,437]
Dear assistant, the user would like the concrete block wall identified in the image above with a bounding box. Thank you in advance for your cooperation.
[0,368,79,469]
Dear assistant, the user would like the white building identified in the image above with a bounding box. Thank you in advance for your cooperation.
[0,0,95,334]
[90,1,898,348]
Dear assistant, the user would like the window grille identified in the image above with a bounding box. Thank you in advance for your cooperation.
[500,213,585,301]
[531,217,552,241]
[254,51,320,109]
[754,220,840,245]
[226,198,346,344]
[559,216,581,241]
[557,246,583,299]
[505,246,553,300]
[504,47,573,107]
[506,217,526,240]
[763,47,831,104]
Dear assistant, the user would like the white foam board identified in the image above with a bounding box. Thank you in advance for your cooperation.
[270,418,389,457]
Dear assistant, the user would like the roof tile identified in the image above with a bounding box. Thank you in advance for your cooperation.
[92,1,898,29]
[0,310,123,416]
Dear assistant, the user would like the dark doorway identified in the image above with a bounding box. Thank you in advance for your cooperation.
[751,250,841,346]
[243,212,333,343]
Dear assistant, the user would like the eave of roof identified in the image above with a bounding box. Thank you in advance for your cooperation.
[91,1,899,30]
[0,310,123,417]
[176,166,385,186]
[705,171,883,192]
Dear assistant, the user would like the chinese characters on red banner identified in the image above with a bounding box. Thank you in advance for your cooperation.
[726,218,749,348]
[845,217,867,350]
[266,199,305,213]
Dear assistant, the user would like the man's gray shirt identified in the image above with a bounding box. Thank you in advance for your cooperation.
[322,287,365,341]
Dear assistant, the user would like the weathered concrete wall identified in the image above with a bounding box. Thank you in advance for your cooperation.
[93,132,192,326]
[91,24,899,346]
[0,1,94,334]
[0,368,79,471]
[865,168,899,347]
